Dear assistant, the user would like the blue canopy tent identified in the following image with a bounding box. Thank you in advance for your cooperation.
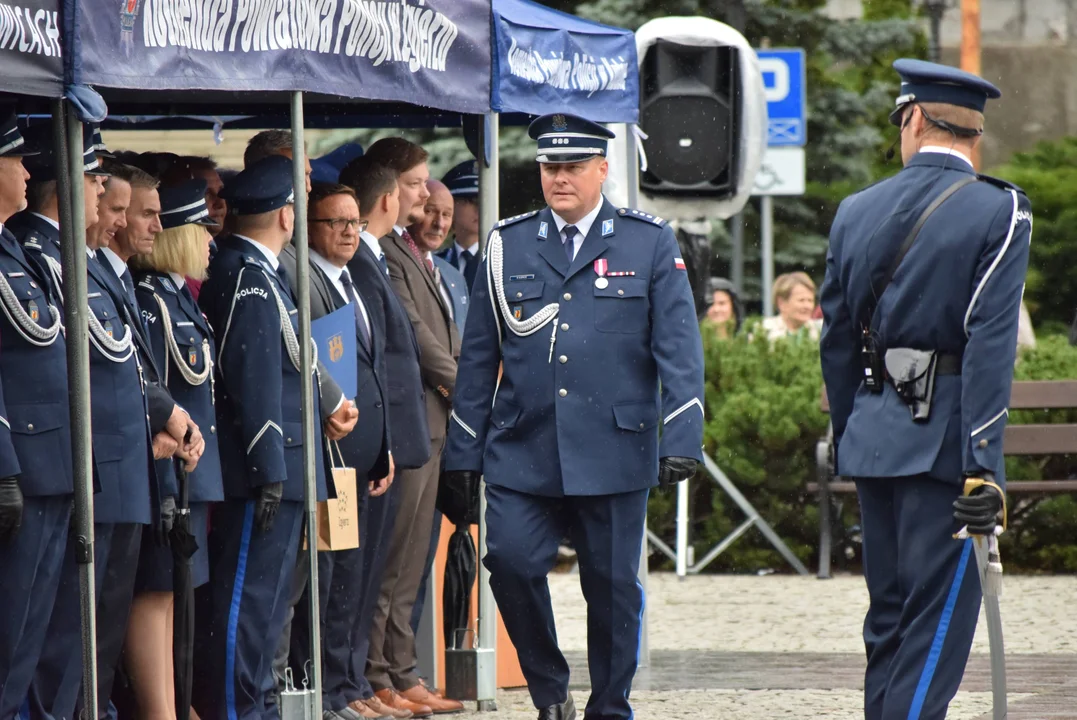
[0,0,64,98]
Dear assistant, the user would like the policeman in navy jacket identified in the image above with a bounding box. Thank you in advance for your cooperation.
[197,155,345,719]
[442,114,704,720]
[820,60,1031,720]
[0,111,76,720]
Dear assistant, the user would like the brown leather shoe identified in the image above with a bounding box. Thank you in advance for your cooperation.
[343,700,390,720]
[364,695,413,719]
[418,678,444,698]
[375,689,432,718]
[399,685,464,714]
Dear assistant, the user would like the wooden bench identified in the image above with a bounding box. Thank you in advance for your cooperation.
[812,380,1077,578]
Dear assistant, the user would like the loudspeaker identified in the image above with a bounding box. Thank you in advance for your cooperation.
[639,39,741,196]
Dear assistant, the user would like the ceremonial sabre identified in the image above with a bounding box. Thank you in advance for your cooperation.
[958,478,1007,720]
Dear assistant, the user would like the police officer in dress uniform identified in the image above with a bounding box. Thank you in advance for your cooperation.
[441,114,705,720]
[820,60,1030,720]
[17,122,170,720]
[198,155,334,720]
[0,111,74,720]
[435,161,480,292]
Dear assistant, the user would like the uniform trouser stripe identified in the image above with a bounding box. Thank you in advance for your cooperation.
[225,501,256,720]
[906,539,973,720]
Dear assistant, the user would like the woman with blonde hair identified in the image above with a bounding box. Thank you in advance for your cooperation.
[763,271,823,341]
[127,179,223,719]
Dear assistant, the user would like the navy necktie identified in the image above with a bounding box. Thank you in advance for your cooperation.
[275,265,295,302]
[120,267,148,335]
[378,253,390,278]
[461,250,478,290]
[340,269,371,352]
[562,225,578,263]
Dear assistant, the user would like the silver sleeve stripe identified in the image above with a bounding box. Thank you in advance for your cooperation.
[451,411,478,439]
[964,190,1020,337]
[0,416,8,430]
[971,408,1008,438]
[664,398,704,426]
[246,420,283,455]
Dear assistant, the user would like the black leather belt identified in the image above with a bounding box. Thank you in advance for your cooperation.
[936,352,963,375]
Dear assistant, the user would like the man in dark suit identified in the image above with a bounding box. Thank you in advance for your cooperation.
[357,139,462,717]
[278,183,395,720]
[337,156,434,720]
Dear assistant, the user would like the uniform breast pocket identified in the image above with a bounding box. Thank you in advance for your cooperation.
[5,272,46,323]
[505,279,546,320]
[593,277,649,334]
[173,322,206,372]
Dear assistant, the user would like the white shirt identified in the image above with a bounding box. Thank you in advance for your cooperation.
[98,246,130,285]
[311,250,372,340]
[360,231,387,269]
[169,272,188,294]
[453,241,478,271]
[31,212,59,231]
[551,197,604,261]
[235,234,279,271]
[918,145,974,169]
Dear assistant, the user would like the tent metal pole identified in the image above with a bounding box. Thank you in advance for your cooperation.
[291,90,322,707]
[57,100,99,720]
[476,112,500,711]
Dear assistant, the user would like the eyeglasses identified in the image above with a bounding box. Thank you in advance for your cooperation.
[311,218,367,232]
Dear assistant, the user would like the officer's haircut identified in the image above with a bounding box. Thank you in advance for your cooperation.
[244,130,295,168]
[103,162,159,191]
[361,137,428,175]
[915,102,984,142]
[25,180,57,213]
[129,223,208,280]
[339,158,399,218]
[772,271,816,308]
[308,183,358,218]
[159,155,218,186]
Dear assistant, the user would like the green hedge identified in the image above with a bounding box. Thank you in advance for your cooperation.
[646,329,1077,573]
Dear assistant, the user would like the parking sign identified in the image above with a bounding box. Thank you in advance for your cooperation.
[756,48,806,146]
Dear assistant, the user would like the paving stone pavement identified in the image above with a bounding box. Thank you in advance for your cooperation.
[459,572,1077,719]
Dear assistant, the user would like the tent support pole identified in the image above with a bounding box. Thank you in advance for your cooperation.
[291,91,322,708]
[57,99,100,720]
[476,112,499,712]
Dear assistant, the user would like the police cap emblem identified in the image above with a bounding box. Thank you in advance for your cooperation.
[552,114,568,131]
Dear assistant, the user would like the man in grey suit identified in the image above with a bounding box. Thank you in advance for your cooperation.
[360,138,463,716]
[275,184,393,720]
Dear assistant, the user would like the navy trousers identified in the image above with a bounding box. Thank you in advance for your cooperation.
[27,522,141,720]
[856,476,983,720]
[484,484,648,720]
[342,480,400,706]
[205,500,304,720]
[0,496,70,720]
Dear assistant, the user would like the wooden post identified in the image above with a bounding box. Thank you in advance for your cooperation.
[960,0,982,170]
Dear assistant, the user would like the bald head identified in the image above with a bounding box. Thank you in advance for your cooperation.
[412,178,454,252]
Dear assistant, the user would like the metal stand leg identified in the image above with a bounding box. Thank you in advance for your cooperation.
[675,479,689,579]
[637,524,650,669]
[816,437,833,580]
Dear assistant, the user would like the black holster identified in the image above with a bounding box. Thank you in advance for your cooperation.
[884,348,939,423]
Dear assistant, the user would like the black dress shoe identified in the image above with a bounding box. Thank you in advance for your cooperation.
[537,694,576,720]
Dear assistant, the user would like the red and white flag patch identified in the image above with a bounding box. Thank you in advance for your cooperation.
[674,257,686,270]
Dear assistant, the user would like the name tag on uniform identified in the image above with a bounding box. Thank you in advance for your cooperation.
[176,321,194,327]
[509,274,535,282]
[87,292,101,299]
[6,272,24,278]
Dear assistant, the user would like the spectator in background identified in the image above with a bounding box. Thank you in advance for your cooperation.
[703,277,743,338]
[763,271,822,341]
[244,129,313,192]
[436,160,480,291]
[159,155,227,299]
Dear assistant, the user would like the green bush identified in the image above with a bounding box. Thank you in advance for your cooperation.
[646,330,1077,574]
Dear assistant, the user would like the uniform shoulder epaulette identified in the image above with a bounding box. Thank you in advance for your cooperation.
[136,279,156,293]
[494,210,539,229]
[618,208,667,227]
[21,230,46,250]
[976,173,1026,195]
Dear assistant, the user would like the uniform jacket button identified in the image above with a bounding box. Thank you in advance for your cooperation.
[558,389,567,397]
[978,438,988,448]
[617,289,625,296]
[516,291,523,298]
[559,355,567,364]
[639,423,645,429]
[563,293,571,301]
[27,423,33,431]
[560,323,569,331]
[210,425,217,434]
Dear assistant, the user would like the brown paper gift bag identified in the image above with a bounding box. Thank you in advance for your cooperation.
[316,441,359,551]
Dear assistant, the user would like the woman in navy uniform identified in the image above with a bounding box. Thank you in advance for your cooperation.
[820,59,1029,720]
[124,178,223,716]
[442,113,704,720]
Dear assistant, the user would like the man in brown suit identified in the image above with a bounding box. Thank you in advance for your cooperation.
[362,138,463,717]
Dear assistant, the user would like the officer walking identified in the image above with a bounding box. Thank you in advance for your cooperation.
[197,155,337,719]
[0,110,73,720]
[441,113,704,720]
[819,59,1030,720]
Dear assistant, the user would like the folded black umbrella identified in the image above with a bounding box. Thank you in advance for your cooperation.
[170,460,199,720]
[442,526,477,649]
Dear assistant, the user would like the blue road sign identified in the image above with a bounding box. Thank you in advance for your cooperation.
[756,48,806,147]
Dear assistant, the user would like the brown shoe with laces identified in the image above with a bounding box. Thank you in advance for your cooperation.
[364,694,413,719]
[418,678,444,698]
[375,689,432,718]
[344,700,390,720]
[399,685,463,714]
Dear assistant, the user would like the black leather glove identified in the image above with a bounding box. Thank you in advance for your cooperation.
[0,476,23,542]
[953,477,1004,535]
[437,470,482,527]
[658,457,698,487]
[155,496,176,547]
[255,482,284,533]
